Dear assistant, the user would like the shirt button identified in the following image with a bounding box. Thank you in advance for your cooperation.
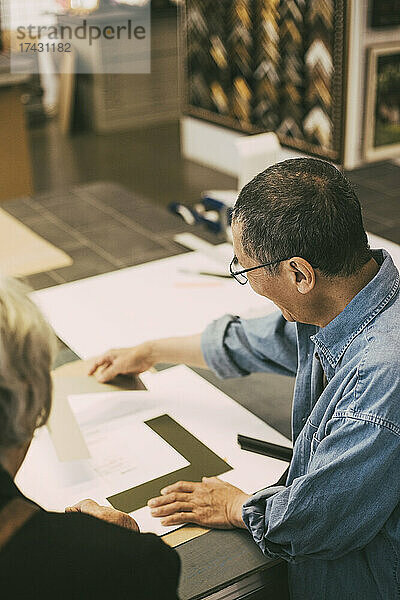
[314,352,319,361]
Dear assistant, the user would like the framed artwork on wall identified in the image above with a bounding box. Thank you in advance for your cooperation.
[364,43,400,162]
[180,0,348,162]
[370,0,400,28]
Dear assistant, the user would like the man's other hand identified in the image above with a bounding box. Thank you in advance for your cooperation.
[66,499,139,532]
[148,477,250,529]
[87,343,155,383]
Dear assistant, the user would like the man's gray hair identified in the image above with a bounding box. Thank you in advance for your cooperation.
[0,276,57,454]
[233,158,371,277]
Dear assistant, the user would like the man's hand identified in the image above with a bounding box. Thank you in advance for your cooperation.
[148,477,251,529]
[88,343,155,383]
[88,334,207,382]
[66,499,139,532]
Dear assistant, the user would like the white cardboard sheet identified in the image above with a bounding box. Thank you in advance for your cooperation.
[30,247,275,360]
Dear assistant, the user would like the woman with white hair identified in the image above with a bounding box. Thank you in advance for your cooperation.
[0,276,180,599]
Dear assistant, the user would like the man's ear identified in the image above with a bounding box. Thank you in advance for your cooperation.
[288,258,315,294]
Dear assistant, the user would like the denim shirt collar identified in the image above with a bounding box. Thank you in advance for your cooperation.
[311,250,400,368]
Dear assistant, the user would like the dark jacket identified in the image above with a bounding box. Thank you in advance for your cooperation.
[0,467,180,599]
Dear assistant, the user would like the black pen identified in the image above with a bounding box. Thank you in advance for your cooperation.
[237,434,293,462]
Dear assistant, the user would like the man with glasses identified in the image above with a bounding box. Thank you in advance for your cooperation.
[89,158,400,600]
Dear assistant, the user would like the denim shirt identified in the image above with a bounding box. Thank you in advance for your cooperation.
[201,250,400,600]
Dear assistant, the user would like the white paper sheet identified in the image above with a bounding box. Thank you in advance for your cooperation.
[67,394,189,498]
[31,248,275,360]
[17,366,291,536]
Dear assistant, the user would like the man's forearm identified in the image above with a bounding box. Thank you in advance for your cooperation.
[147,333,208,369]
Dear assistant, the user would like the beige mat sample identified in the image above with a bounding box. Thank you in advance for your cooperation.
[0,208,72,277]
[52,360,146,461]
[163,525,210,548]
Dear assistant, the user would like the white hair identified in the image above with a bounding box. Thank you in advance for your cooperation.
[0,276,57,454]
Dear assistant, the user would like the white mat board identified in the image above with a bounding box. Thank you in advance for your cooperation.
[32,249,275,359]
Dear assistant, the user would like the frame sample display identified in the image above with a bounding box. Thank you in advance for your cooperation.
[181,0,347,161]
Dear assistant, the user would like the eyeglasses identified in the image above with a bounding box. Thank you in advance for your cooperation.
[230,255,319,284]
[229,255,291,285]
